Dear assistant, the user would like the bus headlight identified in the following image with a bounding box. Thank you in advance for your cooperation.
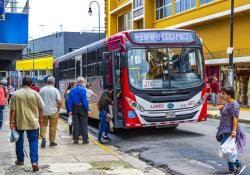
[195,98,204,108]
[126,97,145,112]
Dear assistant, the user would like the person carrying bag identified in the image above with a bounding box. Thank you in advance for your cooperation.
[216,86,246,175]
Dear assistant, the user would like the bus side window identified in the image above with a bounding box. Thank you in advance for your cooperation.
[82,53,87,78]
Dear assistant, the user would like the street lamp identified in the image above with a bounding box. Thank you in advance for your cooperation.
[228,0,234,87]
[88,1,101,40]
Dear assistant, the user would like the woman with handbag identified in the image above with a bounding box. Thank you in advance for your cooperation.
[216,86,246,175]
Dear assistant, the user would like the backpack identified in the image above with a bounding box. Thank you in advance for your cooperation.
[1,85,7,98]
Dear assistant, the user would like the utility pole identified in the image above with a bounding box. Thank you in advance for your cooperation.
[39,24,47,34]
[228,0,234,87]
[60,24,62,33]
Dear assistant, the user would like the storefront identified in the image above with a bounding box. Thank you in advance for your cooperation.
[205,58,250,106]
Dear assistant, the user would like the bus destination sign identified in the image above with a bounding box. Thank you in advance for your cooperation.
[130,31,196,44]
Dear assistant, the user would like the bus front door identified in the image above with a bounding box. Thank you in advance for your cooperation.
[102,51,124,129]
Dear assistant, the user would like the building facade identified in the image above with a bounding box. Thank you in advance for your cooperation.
[105,0,250,104]
[17,32,105,88]
[0,0,29,84]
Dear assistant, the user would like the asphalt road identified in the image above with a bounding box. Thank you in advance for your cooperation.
[89,119,250,175]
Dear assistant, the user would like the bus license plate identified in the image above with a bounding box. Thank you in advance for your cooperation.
[166,112,175,118]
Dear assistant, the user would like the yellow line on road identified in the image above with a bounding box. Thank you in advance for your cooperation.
[58,119,119,156]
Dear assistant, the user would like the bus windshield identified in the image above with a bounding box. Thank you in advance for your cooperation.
[128,47,204,90]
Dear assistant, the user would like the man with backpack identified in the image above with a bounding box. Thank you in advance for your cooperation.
[0,79,8,129]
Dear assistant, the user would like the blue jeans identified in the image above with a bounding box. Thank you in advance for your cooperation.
[221,133,241,172]
[16,129,39,163]
[98,111,109,141]
[0,106,4,129]
[211,93,217,105]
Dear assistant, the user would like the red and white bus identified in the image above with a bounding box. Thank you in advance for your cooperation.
[54,29,207,129]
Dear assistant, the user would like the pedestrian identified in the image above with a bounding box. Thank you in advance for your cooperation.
[39,76,62,148]
[64,82,76,135]
[210,78,219,106]
[86,83,97,102]
[0,80,8,130]
[97,89,113,144]
[68,77,91,144]
[216,86,246,175]
[31,83,40,92]
[9,77,45,171]
[8,84,15,104]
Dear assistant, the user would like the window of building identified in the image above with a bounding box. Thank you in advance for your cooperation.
[175,0,196,14]
[156,0,172,20]
[128,11,132,30]
[118,11,132,32]
[134,0,143,9]
[200,0,214,5]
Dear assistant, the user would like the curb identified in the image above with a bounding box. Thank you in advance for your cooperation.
[207,114,250,124]
[58,119,166,175]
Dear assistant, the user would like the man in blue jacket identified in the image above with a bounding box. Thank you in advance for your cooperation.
[68,77,91,144]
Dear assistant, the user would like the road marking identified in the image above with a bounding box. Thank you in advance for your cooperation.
[187,159,215,170]
[58,119,119,156]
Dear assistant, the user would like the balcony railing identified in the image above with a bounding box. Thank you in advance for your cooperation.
[204,48,250,60]
[133,5,143,19]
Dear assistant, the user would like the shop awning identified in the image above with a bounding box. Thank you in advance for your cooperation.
[205,56,250,65]
[16,56,53,70]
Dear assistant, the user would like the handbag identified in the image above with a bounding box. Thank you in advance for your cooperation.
[10,129,19,143]
[216,134,223,142]
[219,137,237,162]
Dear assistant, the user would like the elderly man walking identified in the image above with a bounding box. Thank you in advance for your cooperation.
[9,77,45,171]
[68,77,91,144]
[39,76,62,148]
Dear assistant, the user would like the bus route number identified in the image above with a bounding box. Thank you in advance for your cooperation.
[142,80,163,89]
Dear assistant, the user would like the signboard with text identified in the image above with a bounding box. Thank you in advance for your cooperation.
[129,30,196,44]
[0,0,5,20]
[0,13,28,44]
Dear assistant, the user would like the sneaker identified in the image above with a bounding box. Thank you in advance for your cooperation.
[50,142,58,147]
[98,140,105,144]
[103,136,111,141]
[235,165,246,175]
[15,160,24,166]
[41,139,46,148]
[73,140,79,144]
[82,140,89,144]
[32,163,39,172]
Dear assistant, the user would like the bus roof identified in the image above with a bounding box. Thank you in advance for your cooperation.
[55,38,107,63]
[55,29,198,63]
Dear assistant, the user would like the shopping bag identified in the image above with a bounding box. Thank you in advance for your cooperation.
[68,116,73,125]
[219,137,237,162]
[108,105,114,132]
[9,129,19,143]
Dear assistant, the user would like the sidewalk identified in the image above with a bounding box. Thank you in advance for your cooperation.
[207,104,250,124]
[0,108,165,175]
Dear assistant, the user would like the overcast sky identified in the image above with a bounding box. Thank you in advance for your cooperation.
[29,0,105,39]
